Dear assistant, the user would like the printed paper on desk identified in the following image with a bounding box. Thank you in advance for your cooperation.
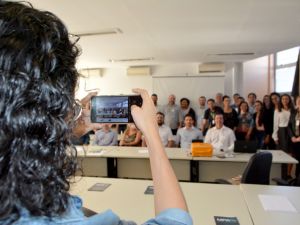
[259,194,297,212]
[88,183,111,192]
[75,146,85,152]
[89,150,105,156]
[138,149,149,154]
[214,216,240,225]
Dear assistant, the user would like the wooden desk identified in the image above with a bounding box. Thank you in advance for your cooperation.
[192,150,298,182]
[77,146,192,181]
[70,177,253,225]
[240,184,300,225]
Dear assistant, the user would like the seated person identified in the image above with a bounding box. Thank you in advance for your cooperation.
[142,112,174,147]
[93,124,118,146]
[119,123,142,146]
[176,114,203,149]
[204,113,236,155]
[0,2,192,225]
[71,132,91,145]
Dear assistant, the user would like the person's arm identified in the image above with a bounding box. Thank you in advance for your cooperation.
[131,88,188,214]
[93,132,99,146]
[190,108,196,126]
[245,127,253,141]
[201,109,209,132]
[167,127,174,147]
[167,140,174,148]
[233,109,239,130]
[272,110,279,143]
[72,92,103,138]
[80,91,98,109]
[119,133,126,146]
[287,113,297,143]
[110,131,118,146]
[204,129,211,143]
[141,136,147,147]
[229,129,236,147]
[201,119,207,132]
[198,129,203,140]
[245,117,254,140]
[175,131,181,147]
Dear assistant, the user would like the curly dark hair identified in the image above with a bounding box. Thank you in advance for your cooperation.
[0,1,79,222]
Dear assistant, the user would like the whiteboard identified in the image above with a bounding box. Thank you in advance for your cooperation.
[153,76,225,108]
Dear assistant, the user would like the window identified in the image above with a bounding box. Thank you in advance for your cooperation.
[275,46,299,93]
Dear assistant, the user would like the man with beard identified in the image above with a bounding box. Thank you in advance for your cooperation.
[143,112,174,147]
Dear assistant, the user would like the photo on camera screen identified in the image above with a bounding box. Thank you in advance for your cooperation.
[91,96,129,123]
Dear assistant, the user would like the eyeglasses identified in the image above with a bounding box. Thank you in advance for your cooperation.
[69,33,80,45]
[73,99,83,121]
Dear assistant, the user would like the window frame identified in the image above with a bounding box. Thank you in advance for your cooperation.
[274,46,299,94]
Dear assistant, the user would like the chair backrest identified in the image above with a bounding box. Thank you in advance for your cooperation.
[241,151,273,185]
[289,173,300,187]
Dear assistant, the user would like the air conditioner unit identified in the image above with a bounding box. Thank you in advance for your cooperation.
[79,68,102,77]
[127,66,151,76]
[199,63,225,73]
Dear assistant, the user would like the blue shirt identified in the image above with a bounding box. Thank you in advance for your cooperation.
[1,196,193,225]
[94,129,118,146]
[176,126,203,149]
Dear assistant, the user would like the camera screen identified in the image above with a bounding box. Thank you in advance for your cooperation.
[91,96,129,123]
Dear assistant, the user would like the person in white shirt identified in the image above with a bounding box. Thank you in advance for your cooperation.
[163,94,180,135]
[142,112,174,147]
[204,113,236,155]
[272,94,293,151]
[151,93,162,112]
[215,92,223,108]
[176,114,203,149]
[272,94,294,179]
[196,96,207,130]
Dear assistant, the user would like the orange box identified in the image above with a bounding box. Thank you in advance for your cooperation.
[191,142,213,157]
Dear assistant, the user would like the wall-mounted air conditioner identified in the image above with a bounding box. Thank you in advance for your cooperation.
[199,63,225,74]
[79,68,102,78]
[127,66,151,76]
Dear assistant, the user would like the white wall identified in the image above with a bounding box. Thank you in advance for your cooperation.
[76,63,240,105]
[242,56,270,100]
[76,67,152,99]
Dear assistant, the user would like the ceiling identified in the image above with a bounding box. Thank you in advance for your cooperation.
[24,0,300,68]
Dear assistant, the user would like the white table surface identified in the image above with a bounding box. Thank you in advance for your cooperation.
[70,176,253,225]
[240,184,300,225]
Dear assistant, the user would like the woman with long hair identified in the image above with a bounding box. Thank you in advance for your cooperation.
[119,123,142,146]
[272,94,294,150]
[0,1,191,224]
[253,100,267,149]
[288,96,300,179]
[272,94,294,178]
[263,92,281,149]
[235,101,254,140]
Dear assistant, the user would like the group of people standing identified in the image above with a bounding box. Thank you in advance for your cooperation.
[152,92,300,179]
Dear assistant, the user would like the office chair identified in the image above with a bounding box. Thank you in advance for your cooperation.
[272,173,300,187]
[215,151,273,185]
